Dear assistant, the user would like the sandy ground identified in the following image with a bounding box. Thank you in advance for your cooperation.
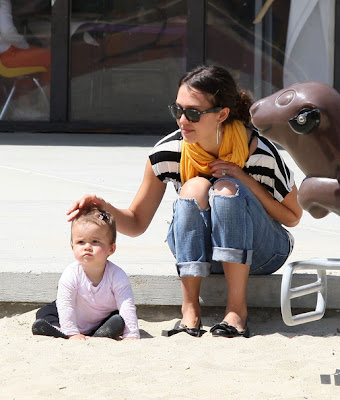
[1,304,340,400]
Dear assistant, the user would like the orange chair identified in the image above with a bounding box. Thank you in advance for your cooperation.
[0,58,49,119]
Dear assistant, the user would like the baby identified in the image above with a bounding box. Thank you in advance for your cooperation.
[32,206,140,340]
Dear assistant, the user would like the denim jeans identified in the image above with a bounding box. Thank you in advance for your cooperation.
[167,178,293,278]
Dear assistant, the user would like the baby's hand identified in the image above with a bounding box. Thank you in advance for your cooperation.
[68,334,87,341]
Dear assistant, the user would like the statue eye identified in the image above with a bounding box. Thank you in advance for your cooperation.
[288,108,320,134]
[276,90,296,106]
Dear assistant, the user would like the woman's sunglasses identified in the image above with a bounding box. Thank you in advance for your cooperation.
[168,103,222,123]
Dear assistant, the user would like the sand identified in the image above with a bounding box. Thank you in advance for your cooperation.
[1,304,340,399]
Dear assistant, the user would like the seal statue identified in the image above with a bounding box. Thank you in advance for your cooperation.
[250,81,340,218]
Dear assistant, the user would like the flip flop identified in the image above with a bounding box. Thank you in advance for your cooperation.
[162,320,205,337]
[210,321,250,338]
[32,319,68,339]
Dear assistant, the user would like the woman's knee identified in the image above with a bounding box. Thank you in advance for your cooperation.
[213,179,238,196]
[180,177,212,209]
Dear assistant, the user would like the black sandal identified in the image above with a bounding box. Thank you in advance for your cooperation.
[210,321,250,338]
[162,320,205,337]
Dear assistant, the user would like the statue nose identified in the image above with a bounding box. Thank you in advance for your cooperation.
[249,102,259,117]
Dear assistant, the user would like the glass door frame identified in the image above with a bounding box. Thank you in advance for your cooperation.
[0,0,339,133]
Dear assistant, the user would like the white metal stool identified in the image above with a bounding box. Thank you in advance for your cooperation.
[281,258,340,326]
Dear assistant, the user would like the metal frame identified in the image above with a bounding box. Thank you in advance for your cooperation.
[335,0,340,92]
[50,0,70,122]
[281,258,340,326]
[187,0,205,71]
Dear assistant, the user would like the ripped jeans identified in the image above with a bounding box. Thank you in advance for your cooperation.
[167,178,293,278]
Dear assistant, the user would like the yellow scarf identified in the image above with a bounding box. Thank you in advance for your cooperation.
[180,120,249,184]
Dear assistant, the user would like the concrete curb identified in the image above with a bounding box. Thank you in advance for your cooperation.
[2,272,340,310]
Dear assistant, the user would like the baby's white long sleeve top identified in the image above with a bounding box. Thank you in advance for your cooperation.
[56,260,140,339]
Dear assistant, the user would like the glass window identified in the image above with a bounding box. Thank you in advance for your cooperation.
[206,0,290,100]
[0,0,51,121]
[283,0,335,88]
[206,0,335,100]
[70,0,187,123]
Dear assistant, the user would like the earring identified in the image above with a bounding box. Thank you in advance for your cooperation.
[216,123,222,145]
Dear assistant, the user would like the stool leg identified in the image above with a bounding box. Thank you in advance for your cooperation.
[0,82,17,119]
[281,262,295,326]
[32,77,49,109]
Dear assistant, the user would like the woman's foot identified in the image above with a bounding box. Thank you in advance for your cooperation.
[210,321,250,338]
[162,319,204,337]
[222,310,247,332]
[209,310,249,338]
[180,276,202,329]
[181,302,201,330]
[161,300,205,337]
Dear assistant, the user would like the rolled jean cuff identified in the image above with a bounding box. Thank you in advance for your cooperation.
[213,247,253,265]
[176,261,211,278]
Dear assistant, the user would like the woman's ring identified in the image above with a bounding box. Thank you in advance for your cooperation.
[222,169,226,176]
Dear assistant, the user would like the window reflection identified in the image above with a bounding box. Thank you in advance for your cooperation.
[283,0,335,87]
[70,0,186,123]
[0,0,50,121]
[206,0,335,101]
[206,0,290,100]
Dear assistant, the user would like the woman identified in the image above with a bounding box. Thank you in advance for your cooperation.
[68,65,302,338]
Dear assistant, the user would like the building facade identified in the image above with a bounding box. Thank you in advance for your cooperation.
[0,0,339,133]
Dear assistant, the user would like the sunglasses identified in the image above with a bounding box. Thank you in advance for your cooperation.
[168,103,222,123]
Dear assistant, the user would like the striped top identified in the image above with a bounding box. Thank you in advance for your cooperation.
[148,129,294,202]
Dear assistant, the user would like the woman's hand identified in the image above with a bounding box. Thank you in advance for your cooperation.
[67,194,107,221]
[209,159,247,181]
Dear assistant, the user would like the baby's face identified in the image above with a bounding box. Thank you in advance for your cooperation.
[71,221,115,269]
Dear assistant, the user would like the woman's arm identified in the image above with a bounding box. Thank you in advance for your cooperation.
[209,160,303,227]
[241,176,302,227]
[67,159,167,237]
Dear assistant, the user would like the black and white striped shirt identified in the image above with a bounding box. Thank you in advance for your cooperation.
[148,129,294,202]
